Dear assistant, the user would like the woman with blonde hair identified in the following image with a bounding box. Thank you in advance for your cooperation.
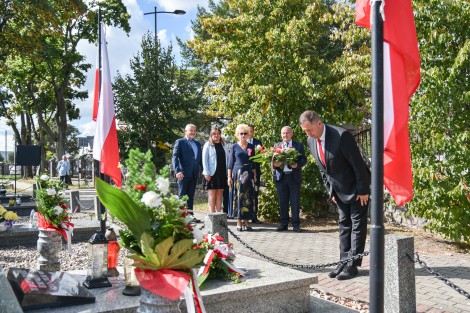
[227,124,256,231]
[202,127,229,212]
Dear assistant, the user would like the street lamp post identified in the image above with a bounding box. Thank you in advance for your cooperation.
[144,6,186,42]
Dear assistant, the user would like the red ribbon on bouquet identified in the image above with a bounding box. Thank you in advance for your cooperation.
[135,268,206,313]
[36,213,74,241]
[135,268,191,300]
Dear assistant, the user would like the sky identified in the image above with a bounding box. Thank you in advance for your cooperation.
[75,0,210,136]
[0,0,210,151]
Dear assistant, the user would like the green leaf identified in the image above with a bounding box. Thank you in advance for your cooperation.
[140,232,161,268]
[198,273,209,287]
[154,236,174,267]
[95,178,151,241]
[155,237,204,270]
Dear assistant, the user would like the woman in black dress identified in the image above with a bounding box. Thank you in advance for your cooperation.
[227,124,257,231]
[202,128,229,212]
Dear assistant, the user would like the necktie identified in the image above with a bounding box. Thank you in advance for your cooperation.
[317,139,326,166]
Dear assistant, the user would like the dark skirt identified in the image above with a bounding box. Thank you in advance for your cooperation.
[229,164,254,220]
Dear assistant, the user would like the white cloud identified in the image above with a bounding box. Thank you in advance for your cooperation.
[79,121,96,137]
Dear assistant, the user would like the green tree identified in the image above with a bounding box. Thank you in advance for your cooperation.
[0,0,130,160]
[113,34,210,167]
[187,0,370,217]
[407,0,470,242]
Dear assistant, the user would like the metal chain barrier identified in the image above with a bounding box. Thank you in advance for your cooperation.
[408,252,470,300]
[224,223,369,269]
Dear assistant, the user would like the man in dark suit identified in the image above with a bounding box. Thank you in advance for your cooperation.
[300,110,370,280]
[248,124,263,224]
[273,126,307,232]
[172,124,203,223]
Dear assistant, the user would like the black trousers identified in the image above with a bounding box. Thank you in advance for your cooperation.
[336,198,368,267]
[177,177,197,213]
[276,173,301,228]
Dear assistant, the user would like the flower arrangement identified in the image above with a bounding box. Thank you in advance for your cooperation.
[250,144,301,167]
[35,174,74,250]
[0,205,18,228]
[196,233,245,287]
[95,149,206,306]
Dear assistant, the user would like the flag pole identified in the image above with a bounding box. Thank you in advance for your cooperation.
[96,8,107,235]
[370,0,385,312]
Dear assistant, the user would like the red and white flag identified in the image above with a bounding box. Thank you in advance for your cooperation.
[356,0,420,206]
[93,23,122,187]
[92,51,100,121]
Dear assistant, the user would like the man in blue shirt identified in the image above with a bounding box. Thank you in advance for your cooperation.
[57,155,70,184]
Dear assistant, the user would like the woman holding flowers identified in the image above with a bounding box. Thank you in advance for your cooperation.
[202,127,229,213]
[227,124,256,231]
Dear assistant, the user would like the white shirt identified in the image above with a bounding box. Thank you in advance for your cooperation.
[282,140,293,173]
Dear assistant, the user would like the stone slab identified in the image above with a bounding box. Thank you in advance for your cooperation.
[27,255,318,313]
[0,268,23,313]
[0,219,100,248]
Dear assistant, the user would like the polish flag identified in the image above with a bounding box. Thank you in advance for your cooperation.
[356,0,420,206]
[93,23,122,187]
[92,52,100,121]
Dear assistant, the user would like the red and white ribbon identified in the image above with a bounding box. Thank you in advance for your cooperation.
[190,269,206,313]
[221,259,246,277]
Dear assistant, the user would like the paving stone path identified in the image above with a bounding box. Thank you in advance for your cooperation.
[192,212,470,313]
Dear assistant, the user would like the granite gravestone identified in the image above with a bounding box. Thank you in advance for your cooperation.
[7,268,95,311]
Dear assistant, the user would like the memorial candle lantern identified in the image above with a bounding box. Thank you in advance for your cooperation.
[105,228,120,277]
[83,231,111,289]
[122,258,141,296]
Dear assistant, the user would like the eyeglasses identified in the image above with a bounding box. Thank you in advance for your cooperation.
[239,132,248,135]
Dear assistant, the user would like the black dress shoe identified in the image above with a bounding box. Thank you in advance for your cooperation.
[293,227,301,232]
[328,263,346,278]
[336,265,358,280]
[193,218,202,223]
[276,225,288,231]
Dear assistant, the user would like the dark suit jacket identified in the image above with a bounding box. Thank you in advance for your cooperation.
[273,141,307,183]
[307,125,370,204]
[251,138,262,184]
[172,137,202,178]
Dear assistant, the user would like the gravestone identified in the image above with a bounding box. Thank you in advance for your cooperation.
[7,268,95,311]
[204,212,228,242]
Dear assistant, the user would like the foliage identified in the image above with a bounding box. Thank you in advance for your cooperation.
[113,34,211,168]
[0,0,130,158]
[35,175,70,228]
[188,0,371,140]
[95,149,205,271]
[299,155,330,217]
[406,0,470,242]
